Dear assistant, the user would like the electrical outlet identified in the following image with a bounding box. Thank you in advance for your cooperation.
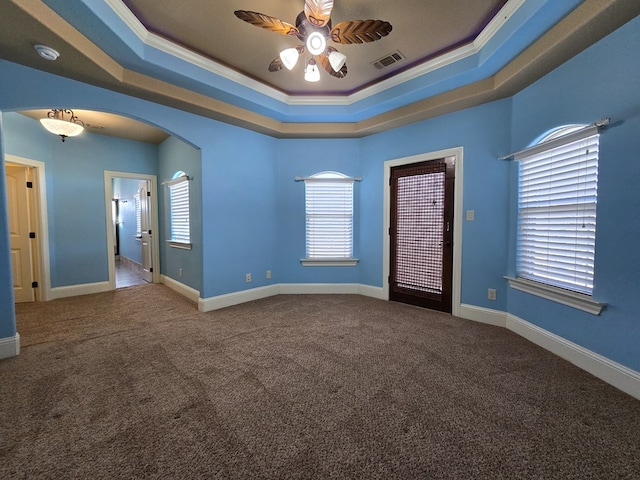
[266,270,272,279]
[245,273,252,283]
[488,288,497,300]
[179,268,183,277]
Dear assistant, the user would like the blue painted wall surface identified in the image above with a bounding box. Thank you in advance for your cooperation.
[113,177,143,265]
[276,138,362,284]
[158,136,202,292]
[0,112,17,339]
[3,111,158,287]
[361,99,513,309]
[0,16,638,374]
[199,124,278,298]
[508,16,640,370]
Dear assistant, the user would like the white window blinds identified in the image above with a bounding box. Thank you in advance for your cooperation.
[168,176,190,244]
[305,173,354,259]
[516,126,599,295]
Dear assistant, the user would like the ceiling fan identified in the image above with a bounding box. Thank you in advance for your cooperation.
[234,0,392,82]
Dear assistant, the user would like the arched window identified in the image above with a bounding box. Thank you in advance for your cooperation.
[167,171,191,248]
[516,124,599,296]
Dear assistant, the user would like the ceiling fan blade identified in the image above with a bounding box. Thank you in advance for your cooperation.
[304,0,334,27]
[330,20,392,44]
[234,10,299,36]
[269,46,305,72]
[318,49,347,79]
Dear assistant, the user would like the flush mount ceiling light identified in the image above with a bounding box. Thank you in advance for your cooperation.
[235,0,392,83]
[40,109,85,142]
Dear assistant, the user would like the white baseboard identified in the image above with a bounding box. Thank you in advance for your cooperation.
[506,314,640,401]
[0,333,20,359]
[198,283,385,312]
[49,281,111,300]
[358,284,386,300]
[160,275,200,303]
[278,283,361,295]
[199,285,280,312]
[459,304,507,327]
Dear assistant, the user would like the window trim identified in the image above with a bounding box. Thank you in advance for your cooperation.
[505,276,605,315]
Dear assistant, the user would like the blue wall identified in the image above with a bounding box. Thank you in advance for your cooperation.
[276,138,362,285]
[158,136,202,292]
[0,16,639,373]
[3,112,158,287]
[0,113,17,339]
[361,99,512,307]
[507,15,640,370]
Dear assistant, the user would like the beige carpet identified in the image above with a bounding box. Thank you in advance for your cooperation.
[1,283,639,479]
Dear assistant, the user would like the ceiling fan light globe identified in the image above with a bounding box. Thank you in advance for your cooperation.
[279,48,300,70]
[304,61,320,82]
[306,31,327,56]
[328,51,346,72]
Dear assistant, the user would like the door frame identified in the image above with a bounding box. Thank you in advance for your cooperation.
[383,147,463,316]
[104,171,160,289]
[5,154,51,301]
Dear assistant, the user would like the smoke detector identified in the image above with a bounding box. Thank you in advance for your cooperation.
[34,45,60,61]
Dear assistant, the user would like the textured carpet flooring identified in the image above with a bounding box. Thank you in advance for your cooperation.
[1,284,639,479]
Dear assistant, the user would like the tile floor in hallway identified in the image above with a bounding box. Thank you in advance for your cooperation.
[115,259,148,288]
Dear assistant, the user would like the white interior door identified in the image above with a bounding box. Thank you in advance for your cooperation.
[139,182,153,283]
[5,165,35,303]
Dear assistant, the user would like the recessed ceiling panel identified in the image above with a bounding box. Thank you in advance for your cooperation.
[122,0,507,95]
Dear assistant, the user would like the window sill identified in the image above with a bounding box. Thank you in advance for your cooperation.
[168,241,192,250]
[505,276,605,315]
[301,258,359,267]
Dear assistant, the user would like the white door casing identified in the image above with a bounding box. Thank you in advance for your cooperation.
[104,171,159,289]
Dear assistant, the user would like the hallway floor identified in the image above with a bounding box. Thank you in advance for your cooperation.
[115,258,147,288]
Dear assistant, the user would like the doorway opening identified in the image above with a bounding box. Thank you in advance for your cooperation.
[4,155,50,302]
[383,148,463,316]
[105,171,159,289]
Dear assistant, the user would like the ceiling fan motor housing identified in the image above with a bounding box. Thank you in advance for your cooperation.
[295,11,331,45]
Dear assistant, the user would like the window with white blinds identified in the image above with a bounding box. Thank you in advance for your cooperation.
[304,172,354,261]
[168,173,190,245]
[516,125,599,295]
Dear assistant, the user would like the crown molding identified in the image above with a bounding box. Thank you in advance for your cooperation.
[105,0,526,108]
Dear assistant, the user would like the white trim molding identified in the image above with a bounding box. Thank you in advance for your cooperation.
[459,304,507,327]
[0,333,20,359]
[105,0,525,107]
[198,283,385,312]
[49,281,111,300]
[160,274,200,303]
[456,305,640,400]
[506,276,606,315]
[507,314,640,401]
[300,258,359,267]
[199,285,279,312]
